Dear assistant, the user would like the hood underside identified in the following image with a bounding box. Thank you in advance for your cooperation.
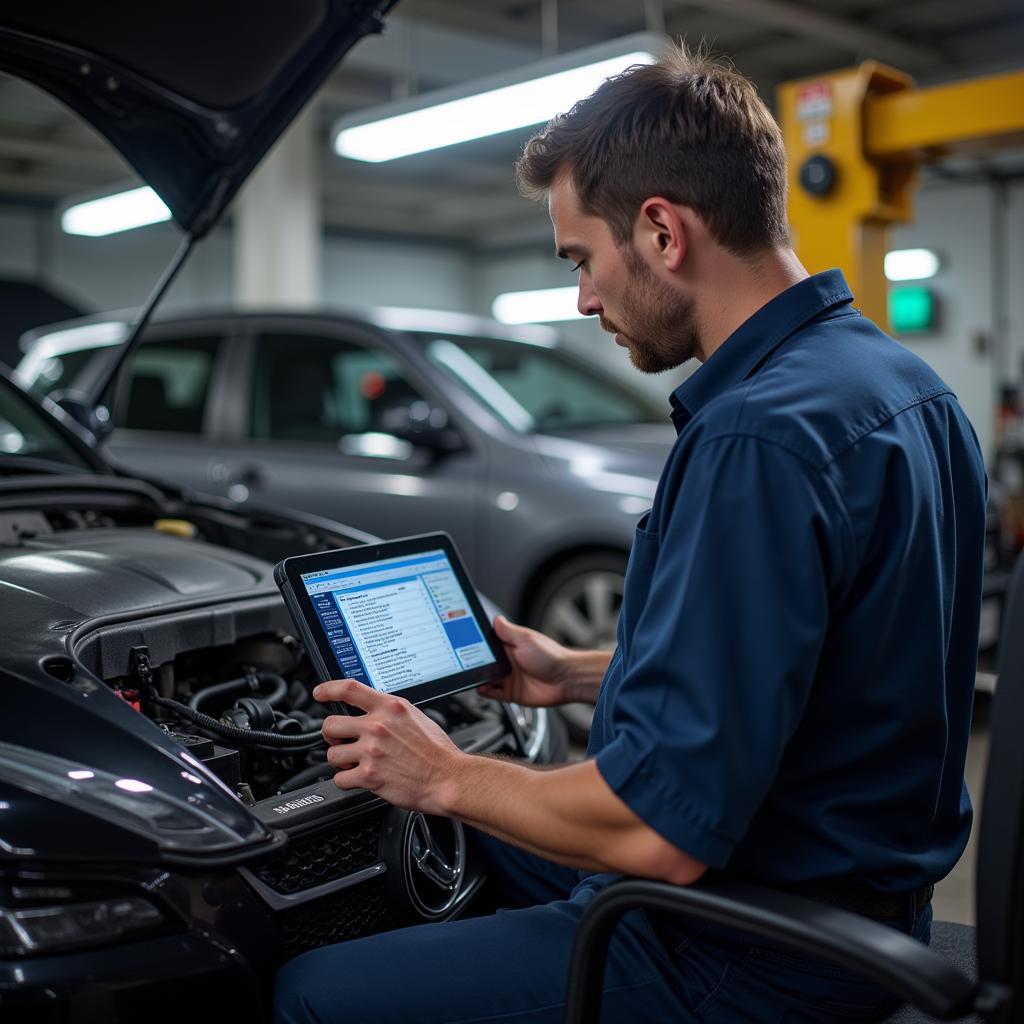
[0,0,395,237]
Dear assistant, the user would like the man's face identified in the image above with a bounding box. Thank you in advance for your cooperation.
[548,175,700,373]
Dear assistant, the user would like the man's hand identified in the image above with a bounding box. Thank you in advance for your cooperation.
[315,679,464,815]
[479,615,611,707]
[313,678,705,887]
[478,616,572,707]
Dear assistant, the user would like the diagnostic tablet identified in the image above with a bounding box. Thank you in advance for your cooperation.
[274,532,510,706]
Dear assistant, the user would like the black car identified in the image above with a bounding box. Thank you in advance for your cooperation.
[0,4,563,1020]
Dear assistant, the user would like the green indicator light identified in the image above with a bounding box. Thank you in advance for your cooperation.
[889,287,934,333]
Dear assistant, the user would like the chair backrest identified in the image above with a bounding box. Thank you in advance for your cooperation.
[976,550,1024,1008]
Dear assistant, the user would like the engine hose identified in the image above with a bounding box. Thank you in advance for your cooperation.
[148,691,324,748]
[278,760,335,793]
[188,671,288,711]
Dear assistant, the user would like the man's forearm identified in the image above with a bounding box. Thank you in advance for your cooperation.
[442,757,610,871]
[438,754,704,884]
[561,650,614,704]
[314,677,704,885]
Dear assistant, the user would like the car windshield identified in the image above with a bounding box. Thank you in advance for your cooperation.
[419,334,664,433]
[0,375,91,472]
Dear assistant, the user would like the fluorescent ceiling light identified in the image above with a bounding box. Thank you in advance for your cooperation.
[334,34,663,163]
[885,248,939,282]
[493,286,584,324]
[61,186,171,237]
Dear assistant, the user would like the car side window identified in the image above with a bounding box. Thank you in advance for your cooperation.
[250,332,428,442]
[426,336,658,431]
[114,335,221,433]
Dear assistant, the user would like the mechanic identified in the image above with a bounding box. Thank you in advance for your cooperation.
[275,45,986,1023]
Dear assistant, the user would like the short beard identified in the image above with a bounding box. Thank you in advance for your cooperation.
[605,246,701,374]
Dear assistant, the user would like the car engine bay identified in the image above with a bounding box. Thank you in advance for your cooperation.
[105,634,530,803]
[0,476,544,804]
[0,474,560,967]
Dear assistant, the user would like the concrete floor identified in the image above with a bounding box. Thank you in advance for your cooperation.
[933,693,990,925]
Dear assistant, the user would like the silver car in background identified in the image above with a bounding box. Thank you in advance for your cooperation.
[18,308,676,659]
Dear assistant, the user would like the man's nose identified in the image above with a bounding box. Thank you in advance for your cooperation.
[577,278,602,317]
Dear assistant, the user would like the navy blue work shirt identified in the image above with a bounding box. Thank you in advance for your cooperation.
[584,269,987,892]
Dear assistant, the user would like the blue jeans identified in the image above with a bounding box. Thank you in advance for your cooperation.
[274,831,931,1023]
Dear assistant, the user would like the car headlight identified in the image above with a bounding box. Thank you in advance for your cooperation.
[0,739,269,854]
[0,886,166,955]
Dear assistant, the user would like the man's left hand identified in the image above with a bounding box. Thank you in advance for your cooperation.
[315,678,463,815]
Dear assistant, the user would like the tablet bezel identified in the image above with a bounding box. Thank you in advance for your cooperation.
[276,531,510,706]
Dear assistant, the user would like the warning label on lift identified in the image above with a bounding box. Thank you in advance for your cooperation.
[795,81,833,121]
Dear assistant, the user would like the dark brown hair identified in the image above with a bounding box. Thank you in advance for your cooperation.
[516,44,789,254]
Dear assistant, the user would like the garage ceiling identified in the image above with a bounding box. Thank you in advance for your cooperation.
[1,0,1022,248]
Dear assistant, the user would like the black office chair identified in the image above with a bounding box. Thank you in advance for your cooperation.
[565,552,1024,1024]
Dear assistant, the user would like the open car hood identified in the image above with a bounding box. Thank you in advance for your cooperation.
[0,0,395,238]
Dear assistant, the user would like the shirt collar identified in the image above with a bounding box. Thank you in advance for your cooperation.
[669,268,854,433]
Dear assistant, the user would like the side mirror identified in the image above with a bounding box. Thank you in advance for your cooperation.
[377,401,464,454]
[48,389,114,446]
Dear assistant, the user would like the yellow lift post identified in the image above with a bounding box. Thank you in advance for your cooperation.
[777,64,1024,330]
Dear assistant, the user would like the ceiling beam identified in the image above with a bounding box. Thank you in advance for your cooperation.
[0,171,102,199]
[0,133,125,173]
[329,157,518,191]
[398,0,544,49]
[323,175,525,218]
[399,2,603,55]
[322,201,475,239]
[473,214,556,252]
[668,0,944,69]
[317,72,393,113]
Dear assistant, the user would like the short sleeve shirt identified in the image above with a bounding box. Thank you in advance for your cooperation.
[582,269,987,892]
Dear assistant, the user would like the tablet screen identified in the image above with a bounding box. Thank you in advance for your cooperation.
[299,548,497,695]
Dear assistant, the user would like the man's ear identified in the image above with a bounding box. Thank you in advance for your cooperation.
[637,197,686,272]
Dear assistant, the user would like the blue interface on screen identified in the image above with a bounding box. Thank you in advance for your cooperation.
[300,549,496,694]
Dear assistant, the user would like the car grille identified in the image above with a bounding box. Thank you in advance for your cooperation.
[278,877,396,957]
[251,809,384,895]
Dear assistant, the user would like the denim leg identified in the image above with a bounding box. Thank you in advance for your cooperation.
[467,828,581,908]
[274,891,692,1024]
[274,895,929,1024]
[276,825,935,1024]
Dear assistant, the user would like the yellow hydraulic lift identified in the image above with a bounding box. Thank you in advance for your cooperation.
[777,64,1024,330]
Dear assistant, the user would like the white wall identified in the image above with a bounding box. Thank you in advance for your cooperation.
[1006,182,1024,388]
[322,235,471,312]
[0,205,234,314]
[890,180,1024,462]
[0,207,41,275]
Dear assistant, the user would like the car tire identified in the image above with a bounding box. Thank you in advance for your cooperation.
[542,705,570,762]
[527,551,627,743]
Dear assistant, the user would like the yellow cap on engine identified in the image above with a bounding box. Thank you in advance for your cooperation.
[153,518,197,539]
